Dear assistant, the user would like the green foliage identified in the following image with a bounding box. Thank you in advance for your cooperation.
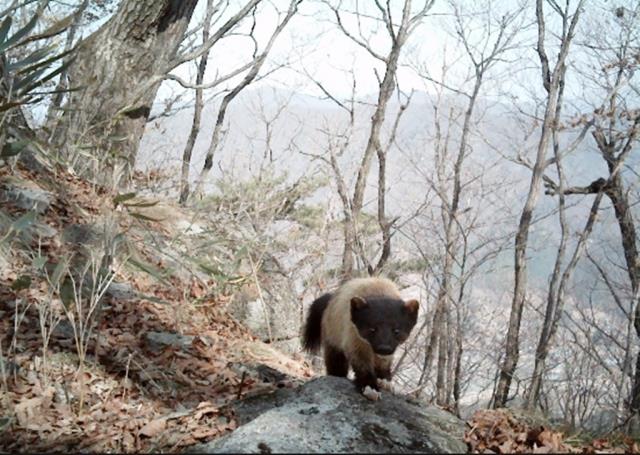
[10,209,37,232]
[292,204,325,230]
[393,257,431,275]
[113,192,162,223]
[0,14,73,108]
[1,138,29,158]
[112,192,137,206]
[10,274,31,291]
[0,10,74,163]
[0,209,37,247]
[185,171,328,290]
[203,170,327,224]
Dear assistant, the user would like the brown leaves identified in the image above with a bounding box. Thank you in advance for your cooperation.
[464,410,640,454]
[139,417,167,438]
[14,387,55,429]
[580,436,640,454]
[464,409,575,454]
[1,267,305,453]
[0,162,313,453]
[193,402,219,421]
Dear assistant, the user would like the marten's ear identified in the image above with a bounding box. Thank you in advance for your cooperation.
[351,296,367,311]
[404,299,419,316]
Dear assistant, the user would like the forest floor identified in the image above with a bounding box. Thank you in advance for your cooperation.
[0,158,637,453]
[0,160,312,452]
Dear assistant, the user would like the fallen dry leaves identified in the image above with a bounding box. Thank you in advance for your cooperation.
[465,409,640,454]
[6,162,638,455]
[0,284,250,452]
[465,409,570,453]
[0,163,311,453]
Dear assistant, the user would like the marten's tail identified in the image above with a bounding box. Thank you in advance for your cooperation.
[302,293,332,353]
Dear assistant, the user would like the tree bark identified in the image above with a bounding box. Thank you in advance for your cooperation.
[600,139,640,413]
[333,0,429,279]
[525,66,570,409]
[55,0,199,187]
[493,0,583,408]
[190,0,297,199]
[178,0,214,205]
[542,113,640,414]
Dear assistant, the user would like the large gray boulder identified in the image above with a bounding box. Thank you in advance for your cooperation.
[194,376,467,454]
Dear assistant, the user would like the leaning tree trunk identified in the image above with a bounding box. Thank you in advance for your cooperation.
[54,0,198,188]
[605,166,640,414]
[493,0,583,408]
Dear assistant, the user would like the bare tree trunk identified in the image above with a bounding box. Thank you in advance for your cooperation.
[331,0,434,279]
[413,0,524,407]
[349,38,404,240]
[372,94,410,274]
[433,77,480,406]
[538,103,640,417]
[526,69,570,409]
[331,139,357,281]
[436,303,449,405]
[190,0,300,199]
[452,282,464,414]
[527,191,603,407]
[494,0,583,408]
[55,0,199,187]
[374,143,391,272]
[178,0,215,205]
[598,133,640,414]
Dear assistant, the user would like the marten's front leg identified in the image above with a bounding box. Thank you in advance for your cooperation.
[375,356,392,380]
[375,356,394,392]
[353,364,381,401]
[324,345,349,377]
[353,366,378,391]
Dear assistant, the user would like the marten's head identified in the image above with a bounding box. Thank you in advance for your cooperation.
[350,296,419,355]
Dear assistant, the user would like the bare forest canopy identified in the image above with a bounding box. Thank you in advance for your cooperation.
[1,0,640,451]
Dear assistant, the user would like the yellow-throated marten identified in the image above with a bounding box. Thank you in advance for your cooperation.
[302,277,419,393]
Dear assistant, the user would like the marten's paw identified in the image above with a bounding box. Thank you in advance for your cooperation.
[378,379,394,392]
[362,385,381,401]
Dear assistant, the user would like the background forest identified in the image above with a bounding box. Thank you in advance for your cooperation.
[1,0,639,452]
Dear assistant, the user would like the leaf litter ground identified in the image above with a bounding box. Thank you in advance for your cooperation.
[1,162,637,453]
[0,163,311,452]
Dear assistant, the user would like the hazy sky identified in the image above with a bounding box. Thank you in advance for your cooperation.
[161,0,529,103]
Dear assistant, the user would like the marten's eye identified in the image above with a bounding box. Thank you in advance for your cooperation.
[369,328,377,334]
[393,329,400,336]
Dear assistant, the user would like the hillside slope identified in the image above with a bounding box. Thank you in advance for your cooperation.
[1,156,636,454]
[0,157,311,452]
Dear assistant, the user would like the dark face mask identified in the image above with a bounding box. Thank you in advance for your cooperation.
[350,296,419,356]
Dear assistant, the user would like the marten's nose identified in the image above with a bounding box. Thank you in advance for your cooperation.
[376,345,394,355]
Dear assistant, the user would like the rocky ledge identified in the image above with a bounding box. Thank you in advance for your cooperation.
[192,376,467,454]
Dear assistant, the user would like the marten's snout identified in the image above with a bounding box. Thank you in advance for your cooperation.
[375,345,395,356]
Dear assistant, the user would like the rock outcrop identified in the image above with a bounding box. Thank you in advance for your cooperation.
[193,376,467,454]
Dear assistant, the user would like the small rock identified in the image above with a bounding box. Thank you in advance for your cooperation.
[52,320,75,340]
[0,356,20,375]
[105,282,137,301]
[0,184,53,214]
[0,177,53,214]
[62,224,99,246]
[30,221,58,239]
[144,331,194,352]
